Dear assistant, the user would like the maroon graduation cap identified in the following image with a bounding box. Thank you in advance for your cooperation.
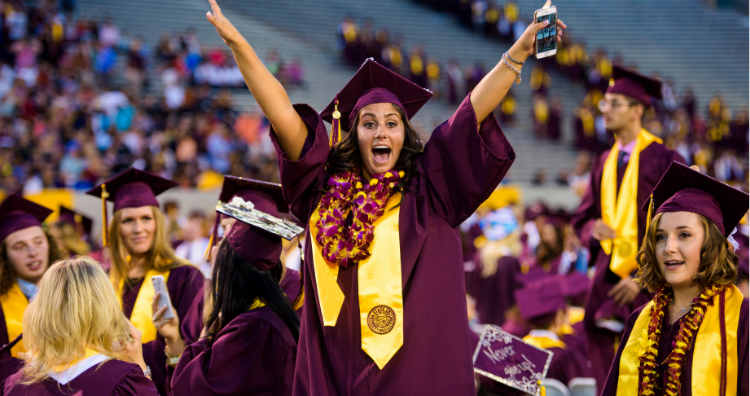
[514,277,567,322]
[0,194,53,242]
[473,325,553,396]
[560,272,590,302]
[642,161,749,237]
[86,168,178,246]
[204,176,290,261]
[320,59,433,145]
[58,206,93,238]
[606,65,663,107]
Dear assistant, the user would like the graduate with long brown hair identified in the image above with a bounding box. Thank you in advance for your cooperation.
[206,1,565,394]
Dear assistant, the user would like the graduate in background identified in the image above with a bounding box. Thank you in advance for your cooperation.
[1,257,158,396]
[51,206,93,258]
[164,190,300,396]
[601,162,748,396]
[86,168,204,396]
[205,1,565,393]
[571,66,686,389]
[0,194,61,384]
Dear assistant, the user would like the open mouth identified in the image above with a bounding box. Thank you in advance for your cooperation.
[372,145,391,164]
[27,261,42,271]
[664,260,685,270]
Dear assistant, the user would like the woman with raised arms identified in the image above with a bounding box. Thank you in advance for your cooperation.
[206,1,565,394]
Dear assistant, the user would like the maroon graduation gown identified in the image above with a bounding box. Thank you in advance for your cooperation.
[600,299,749,396]
[169,307,297,396]
[0,302,25,385]
[280,268,302,312]
[571,142,685,387]
[465,256,522,326]
[121,265,204,396]
[1,359,158,396]
[272,94,515,396]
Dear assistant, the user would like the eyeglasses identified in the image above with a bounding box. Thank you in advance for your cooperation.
[598,99,638,112]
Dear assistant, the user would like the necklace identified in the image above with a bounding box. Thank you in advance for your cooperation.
[672,299,692,314]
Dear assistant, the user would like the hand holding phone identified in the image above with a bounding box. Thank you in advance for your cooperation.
[151,275,175,320]
[534,6,558,59]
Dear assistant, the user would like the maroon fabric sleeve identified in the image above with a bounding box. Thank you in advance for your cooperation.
[269,104,329,223]
[170,310,296,396]
[112,366,160,396]
[421,93,515,228]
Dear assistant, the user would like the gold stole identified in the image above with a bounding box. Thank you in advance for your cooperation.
[600,129,662,277]
[568,306,585,325]
[522,335,566,350]
[0,283,28,357]
[617,285,742,396]
[310,193,404,369]
[52,348,101,372]
[114,269,170,344]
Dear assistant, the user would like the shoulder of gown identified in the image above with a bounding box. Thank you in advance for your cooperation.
[170,307,296,395]
[420,93,515,228]
[111,364,160,396]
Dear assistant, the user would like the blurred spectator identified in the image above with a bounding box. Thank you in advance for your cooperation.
[174,211,211,277]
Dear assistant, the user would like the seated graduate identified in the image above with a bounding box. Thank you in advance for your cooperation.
[514,276,590,385]
[600,162,749,396]
[0,194,61,384]
[162,193,300,396]
[1,257,158,395]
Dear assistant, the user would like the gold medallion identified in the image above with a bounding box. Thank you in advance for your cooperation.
[618,241,632,258]
[367,305,396,335]
[332,110,341,120]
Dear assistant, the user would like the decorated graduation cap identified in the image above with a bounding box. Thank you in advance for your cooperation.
[205,176,290,260]
[642,161,749,237]
[514,276,567,322]
[86,168,178,246]
[606,65,663,107]
[218,195,303,271]
[0,194,53,242]
[320,58,433,146]
[58,206,93,238]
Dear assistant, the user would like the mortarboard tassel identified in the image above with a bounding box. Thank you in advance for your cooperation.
[204,201,222,261]
[74,213,84,241]
[329,99,341,148]
[100,184,109,247]
[646,193,654,233]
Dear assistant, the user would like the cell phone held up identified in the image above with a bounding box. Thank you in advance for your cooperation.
[151,275,175,320]
[534,6,557,59]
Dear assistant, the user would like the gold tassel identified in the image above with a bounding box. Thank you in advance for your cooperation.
[204,201,223,261]
[329,99,341,148]
[646,193,654,232]
[100,184,109,247]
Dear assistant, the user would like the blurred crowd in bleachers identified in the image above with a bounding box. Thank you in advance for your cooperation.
[0,1,318,195]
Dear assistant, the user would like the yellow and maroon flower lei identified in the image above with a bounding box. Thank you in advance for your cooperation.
[637,284,723,396]
[315,169,403,267]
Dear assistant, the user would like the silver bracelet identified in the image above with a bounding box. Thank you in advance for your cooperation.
[505,52,526,65]
[501,53,522,85]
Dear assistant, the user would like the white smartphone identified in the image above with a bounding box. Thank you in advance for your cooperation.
[534,6,558,59]
[151,275,175,320]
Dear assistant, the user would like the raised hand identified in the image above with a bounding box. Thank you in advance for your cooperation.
[510,16,567,58]
[206,0,243,47]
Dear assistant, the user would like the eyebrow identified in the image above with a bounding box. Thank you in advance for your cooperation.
[656,225,694,232]
[362,113,399,118]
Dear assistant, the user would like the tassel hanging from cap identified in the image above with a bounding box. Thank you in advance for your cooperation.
[329,99,342,148]
[204,201,223,261]
[646,193,654,232]
[100,184,109,247]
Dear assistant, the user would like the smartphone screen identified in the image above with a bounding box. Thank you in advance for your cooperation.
[536,12,557,54]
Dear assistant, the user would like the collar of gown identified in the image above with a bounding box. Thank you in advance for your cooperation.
[48,354,109,385]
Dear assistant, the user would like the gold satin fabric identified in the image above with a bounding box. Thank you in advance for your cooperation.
[522,335,566,350]
[617,285,741,396]
[600,129,661,278]
[0,283,28,357]
[114,268,170,344]
[310,193,404,369]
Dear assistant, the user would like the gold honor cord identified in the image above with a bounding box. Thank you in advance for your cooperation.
[617,285,741,396]
[310,193,404,369]
[100,184,109,247]
[599,129,661,278]
[0,283,29,357]
[114,269,170,344]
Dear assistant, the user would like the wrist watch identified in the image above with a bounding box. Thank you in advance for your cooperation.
[143,365,152,378]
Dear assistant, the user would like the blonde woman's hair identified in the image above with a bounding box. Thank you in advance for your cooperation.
[108,206,188,288]
[21,257,131,384]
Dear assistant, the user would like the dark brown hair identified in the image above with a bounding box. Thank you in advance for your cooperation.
[323,104,424,196]
[0,228,62,296]
[635,212,738,293]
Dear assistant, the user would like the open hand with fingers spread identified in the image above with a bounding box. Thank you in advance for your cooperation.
[206,0,243,47]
